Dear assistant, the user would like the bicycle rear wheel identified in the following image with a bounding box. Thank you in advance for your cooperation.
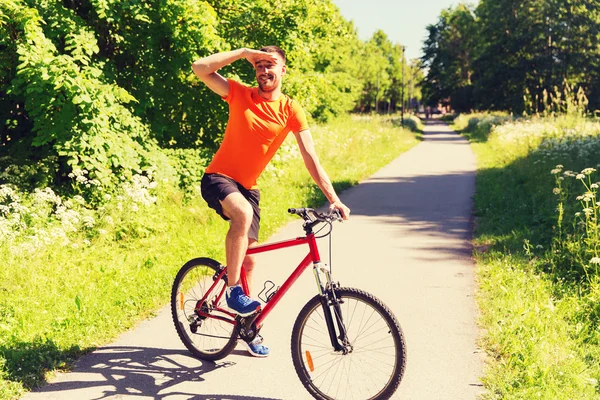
[291,287,406,400]
[171,257,239,361]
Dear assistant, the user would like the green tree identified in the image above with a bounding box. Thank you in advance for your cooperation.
[473,0,600,112]
[1,1,168,194]
[421,3,476,112]
[356,35,390,112]
[206,0,363,122]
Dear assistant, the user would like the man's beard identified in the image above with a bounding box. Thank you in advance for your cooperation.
[258,75,278,92]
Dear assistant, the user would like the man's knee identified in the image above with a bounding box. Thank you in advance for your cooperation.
[221,193,253,229]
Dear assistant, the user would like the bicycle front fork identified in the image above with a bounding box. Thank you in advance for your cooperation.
[313,263,352,354]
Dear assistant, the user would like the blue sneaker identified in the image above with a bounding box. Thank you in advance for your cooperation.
[226,286,261,316]
[241,336,270,358]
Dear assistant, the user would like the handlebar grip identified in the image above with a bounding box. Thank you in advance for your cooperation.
[288,207,309,215]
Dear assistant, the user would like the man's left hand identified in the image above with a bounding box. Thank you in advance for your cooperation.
[330,201,350,220]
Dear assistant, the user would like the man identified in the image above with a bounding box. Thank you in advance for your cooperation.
[192,46,350,357]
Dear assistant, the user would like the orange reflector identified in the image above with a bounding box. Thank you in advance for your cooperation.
[306,350,315,372]
[179,292,184,310]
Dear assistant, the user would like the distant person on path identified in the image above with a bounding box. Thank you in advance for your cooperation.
[425,106,431,119]
[191,46,350,357]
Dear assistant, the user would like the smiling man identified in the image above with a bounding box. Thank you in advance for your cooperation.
[191,46,350,357]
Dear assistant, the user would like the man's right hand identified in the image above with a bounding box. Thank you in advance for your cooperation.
[243,48,279,67]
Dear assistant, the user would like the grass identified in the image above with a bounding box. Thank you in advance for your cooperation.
[0,114,419,400]
[456,113,600,399]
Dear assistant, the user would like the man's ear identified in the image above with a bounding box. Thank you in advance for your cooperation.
[282,65,287,76]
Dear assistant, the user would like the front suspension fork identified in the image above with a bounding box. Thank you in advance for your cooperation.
[313,263,351,353]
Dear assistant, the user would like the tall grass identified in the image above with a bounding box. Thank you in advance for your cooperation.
[0,115,419,400]
[459,112,600,398]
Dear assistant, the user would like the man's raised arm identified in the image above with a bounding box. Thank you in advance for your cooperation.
[192,48,278,97]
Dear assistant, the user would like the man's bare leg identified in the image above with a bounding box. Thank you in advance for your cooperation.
[244,241,258,295]
[219,192,253,287]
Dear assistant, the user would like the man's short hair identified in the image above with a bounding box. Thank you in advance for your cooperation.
[259,45,286,65]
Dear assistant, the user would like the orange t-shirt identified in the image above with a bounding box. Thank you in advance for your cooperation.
[205,79,309,189]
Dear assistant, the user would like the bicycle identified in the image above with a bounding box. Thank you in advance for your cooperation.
[171,207,407,400]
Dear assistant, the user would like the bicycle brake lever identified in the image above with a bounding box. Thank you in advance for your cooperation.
[329,209,343,222]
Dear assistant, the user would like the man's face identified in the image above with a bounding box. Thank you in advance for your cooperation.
[254,53,286,93]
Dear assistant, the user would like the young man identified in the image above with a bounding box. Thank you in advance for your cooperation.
[192,46,350,357]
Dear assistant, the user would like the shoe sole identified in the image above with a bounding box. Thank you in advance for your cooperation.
[239,340,270,358]
[225,304,261,317]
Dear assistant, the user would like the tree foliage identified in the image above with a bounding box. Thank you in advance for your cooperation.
[422,1,600,113]
[421,4,476,112]
[0,0,419,197]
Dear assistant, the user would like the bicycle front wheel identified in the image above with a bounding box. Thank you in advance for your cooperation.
[171,257,239,361]
[291,287,406,400]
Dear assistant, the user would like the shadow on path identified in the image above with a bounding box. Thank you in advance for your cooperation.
[28,346,281,400]
[333,121,476,262]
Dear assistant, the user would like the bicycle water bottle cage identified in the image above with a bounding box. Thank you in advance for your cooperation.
[258,280,279,303]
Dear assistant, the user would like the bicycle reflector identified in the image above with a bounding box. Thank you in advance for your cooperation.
[179,292,184,310]
[306,351,315,372]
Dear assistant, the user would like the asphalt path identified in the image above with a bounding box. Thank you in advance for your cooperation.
[23,119,484,400]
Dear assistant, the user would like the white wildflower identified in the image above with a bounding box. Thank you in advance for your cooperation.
[590,257,600,265]
[581,168,596,175]
[33,187,61,205]
[553,188,561,195]
[583,193,595,202]
[73,195,85,204]
[583,208,593,215]
[82,216,95,228]
[576,174,586,180]
[591,184,599,189]
[83,239,91,246]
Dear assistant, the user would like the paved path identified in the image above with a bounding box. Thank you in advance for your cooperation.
[23,120,484,400]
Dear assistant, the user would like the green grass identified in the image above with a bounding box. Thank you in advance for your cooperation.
[0,114,419,400]
[459,113,600,399]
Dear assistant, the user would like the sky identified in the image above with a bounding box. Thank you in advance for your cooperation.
[332,0,464,61]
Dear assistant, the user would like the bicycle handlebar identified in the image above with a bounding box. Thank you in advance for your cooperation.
[288,207,343,222]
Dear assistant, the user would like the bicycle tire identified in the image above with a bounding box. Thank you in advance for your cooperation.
[171,257,239,361]
[291,287,406,400]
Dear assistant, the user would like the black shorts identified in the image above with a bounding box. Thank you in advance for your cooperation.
[200,173,261,241]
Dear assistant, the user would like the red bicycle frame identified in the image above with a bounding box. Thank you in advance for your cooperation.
[198,232,323,329]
